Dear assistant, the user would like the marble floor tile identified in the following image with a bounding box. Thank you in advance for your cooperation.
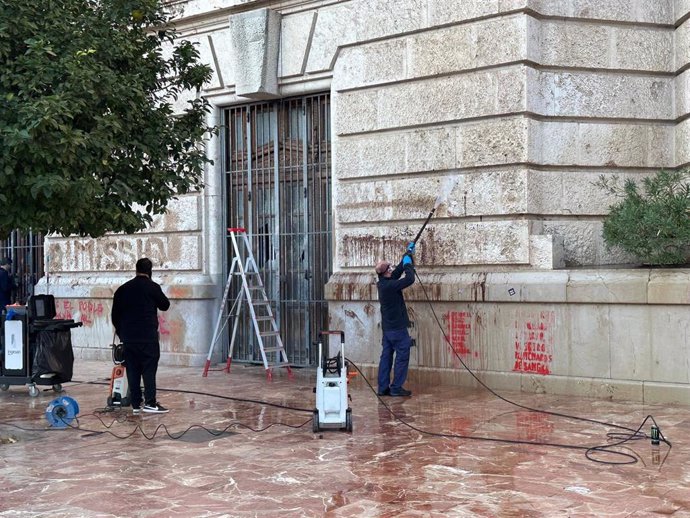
[0,360,688,517]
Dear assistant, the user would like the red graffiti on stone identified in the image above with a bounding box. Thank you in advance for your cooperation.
[55,300,74,320]
[77,300,105,326]
[78,300,104,316]
[56,298,170,335]
[513,311,555,375]
[158,314,170,335]
[56,300,104,326]
[446,311,472,356]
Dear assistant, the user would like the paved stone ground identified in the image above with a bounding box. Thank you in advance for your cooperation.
[1,360,688,517]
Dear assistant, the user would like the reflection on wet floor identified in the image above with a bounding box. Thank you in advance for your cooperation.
[1,360,688,517]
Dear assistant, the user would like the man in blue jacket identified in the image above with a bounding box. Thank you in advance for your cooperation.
[375,243,415,397]
[112,258,170,414]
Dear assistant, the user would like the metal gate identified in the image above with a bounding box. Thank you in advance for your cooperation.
[0,230,45,304]
[223,93,332,366]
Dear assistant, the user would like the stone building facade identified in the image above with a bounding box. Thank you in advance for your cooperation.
[42,0,690,403]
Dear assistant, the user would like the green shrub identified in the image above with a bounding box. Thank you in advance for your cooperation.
[596,169,690,266]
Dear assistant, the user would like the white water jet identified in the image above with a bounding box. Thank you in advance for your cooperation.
[433,176,459,210]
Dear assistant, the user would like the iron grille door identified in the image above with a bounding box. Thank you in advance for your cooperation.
[223,93,332,366]
[0,230,45,304]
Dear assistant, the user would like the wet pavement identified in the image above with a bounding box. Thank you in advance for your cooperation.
[1,360,688,517]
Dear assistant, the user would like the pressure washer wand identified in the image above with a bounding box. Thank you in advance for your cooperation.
[412,208,435,245]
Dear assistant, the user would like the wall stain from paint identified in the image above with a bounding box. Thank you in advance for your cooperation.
[344,308,364,326]
[342,227,453,268]
[364,303,376,316]
[471,273,487,301]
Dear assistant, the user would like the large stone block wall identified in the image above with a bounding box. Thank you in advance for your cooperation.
[326,3,682,269]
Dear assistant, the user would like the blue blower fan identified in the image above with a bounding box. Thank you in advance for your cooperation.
[45,396,80,428]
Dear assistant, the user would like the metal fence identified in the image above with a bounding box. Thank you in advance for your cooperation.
[223,93,332,366]
[0,230,45,304]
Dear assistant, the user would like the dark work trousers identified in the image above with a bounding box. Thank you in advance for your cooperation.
[377,328,412,393]
[123,342,160,408]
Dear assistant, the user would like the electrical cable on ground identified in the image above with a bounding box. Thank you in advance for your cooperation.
[70,379,313,413]
[0,412,312,441]
[346,359,648,465]
[0,366,671,464]
[0,379,314,441]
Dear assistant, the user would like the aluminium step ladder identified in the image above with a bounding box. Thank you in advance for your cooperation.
[203,227,292,381]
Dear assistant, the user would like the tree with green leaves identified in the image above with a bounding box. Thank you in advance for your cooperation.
[597,169,690,265]
[0,0,214,238]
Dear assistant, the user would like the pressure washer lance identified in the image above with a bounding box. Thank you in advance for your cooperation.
[412,208,436,246]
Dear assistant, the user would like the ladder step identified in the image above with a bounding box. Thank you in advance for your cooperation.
[255,316,273,322]
[252,301,270,306]
[263,346,285,353]
[268,361,291,368]
[260,331,280,338]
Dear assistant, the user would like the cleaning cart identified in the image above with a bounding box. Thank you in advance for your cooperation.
[0,295,82,397]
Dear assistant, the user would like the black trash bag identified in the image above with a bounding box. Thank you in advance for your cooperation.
[31,330,74,383]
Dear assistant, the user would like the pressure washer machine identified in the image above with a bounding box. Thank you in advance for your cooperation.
[106,341,130,408]
[313,330,352,433]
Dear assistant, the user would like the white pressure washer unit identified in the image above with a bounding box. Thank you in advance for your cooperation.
[313,330,352,432]
[106,342,130,408]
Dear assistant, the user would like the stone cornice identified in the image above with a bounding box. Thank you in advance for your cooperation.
[326,269,690,305]
[166,0,346,32]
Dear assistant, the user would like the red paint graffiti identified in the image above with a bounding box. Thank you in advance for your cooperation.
[77,300,105,326]
[55,300,74,320]
[446,311,472,356]
[52,299,171,337]
[56,299,104,326]
[78,300,103,316]
[158,314,170,335]
[513,311,555,375]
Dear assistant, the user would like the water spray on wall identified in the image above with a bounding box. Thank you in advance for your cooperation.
[411,176,458,245]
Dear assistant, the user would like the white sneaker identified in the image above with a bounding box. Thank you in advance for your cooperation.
[132,407,141,415]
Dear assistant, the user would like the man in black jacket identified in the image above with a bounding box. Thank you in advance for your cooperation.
[375,243,415,397]
[0,257,16,312]
[112,258,170,414]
